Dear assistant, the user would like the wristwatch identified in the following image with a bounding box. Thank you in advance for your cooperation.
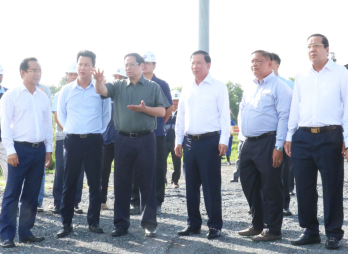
[275,146,283,152]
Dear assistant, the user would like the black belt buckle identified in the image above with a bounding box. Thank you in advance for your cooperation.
[192,135,200,140]
[80,134,87,138]
[130,133,138,138]
[32,143,40,148]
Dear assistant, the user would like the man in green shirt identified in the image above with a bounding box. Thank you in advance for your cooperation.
[94,53,170,238]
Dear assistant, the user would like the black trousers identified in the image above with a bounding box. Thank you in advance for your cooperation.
[114,132,157,231]
[183,134,222,230]
[292,128,344,240]
[60,134,103,226]
[282,152,291,209]
[131,135,166,206]
[233,140,244,178]
[101,142,114,203]
[240,135,283,235]
[164,141,181,183]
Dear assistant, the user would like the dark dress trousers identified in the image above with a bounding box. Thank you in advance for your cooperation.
[114,132,157,231]
[183,134,222,230]
[0,142,45,241]
[60,134,103,226]
[292,127,344,240]
[53,139,84,208]
[240,134,283,235]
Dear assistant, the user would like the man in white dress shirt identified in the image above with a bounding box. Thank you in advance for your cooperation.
[285,34,348,250]
[175,50,230,239]
[0,57,53,248]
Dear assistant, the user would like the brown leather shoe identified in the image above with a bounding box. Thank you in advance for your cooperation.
[251,230,282,241]
[238,226,262,236]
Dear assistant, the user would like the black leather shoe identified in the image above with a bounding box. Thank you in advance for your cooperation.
[177,226,201,236]
[283,208,293,216]
[89,224,104,233]
[112,227,128,237]
[19,235,45,243]
[51,206,60,214]
[291,234,321,245]
[325,237,340,249]
[206,228,221,239]
[230,177,238,183]
[57,224,73,238]
[2,239,15,248]
[145,228,157,237]
[289,191,295,196]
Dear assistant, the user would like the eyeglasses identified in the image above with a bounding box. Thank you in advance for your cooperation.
[307,44,324,50]
[125,63,139,68]
[27,69,42,74]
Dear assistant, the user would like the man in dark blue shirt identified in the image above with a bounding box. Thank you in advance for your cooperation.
[164,90,181,188]
[130,51,173,215]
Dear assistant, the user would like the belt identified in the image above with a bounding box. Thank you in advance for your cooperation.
[14,141,44,148]
[299,125,341,134]
[186,131,219,140]
[245,131,276,141]
[119,130,152,138]
[67,133,101,138]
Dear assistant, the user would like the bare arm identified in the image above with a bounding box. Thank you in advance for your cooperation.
[92,68,108,97]
[164,105,173,123]
[54,112,64,130]
[127,100,165,117]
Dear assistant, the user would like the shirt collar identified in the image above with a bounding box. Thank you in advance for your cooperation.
[310,59,333,72]
[126,74,145,86]
[253,71,275,85]
[72,78,95,89]
[19,83,39,93]
[193,73,212,86]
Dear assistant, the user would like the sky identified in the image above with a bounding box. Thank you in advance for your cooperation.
[1,0,348,91]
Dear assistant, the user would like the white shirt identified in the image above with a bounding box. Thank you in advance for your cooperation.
[286,59,348,142]
[175,73,230,146]
[0,84,53,155]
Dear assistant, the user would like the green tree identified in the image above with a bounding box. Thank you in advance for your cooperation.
[289,77,295,82]
[171,86,182,93]
[48,76,66,98]
[226,81,243,124]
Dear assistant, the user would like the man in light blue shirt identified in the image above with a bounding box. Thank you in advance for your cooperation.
[271,53,295,217]
[56,50,111,238]
[238,50,292,242]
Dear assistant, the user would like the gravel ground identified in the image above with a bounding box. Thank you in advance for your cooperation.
[0,161,348,253]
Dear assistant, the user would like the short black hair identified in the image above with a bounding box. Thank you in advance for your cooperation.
[124,53,144,65]
[271,53,281,65]
[251,50,273,61]
[307,34,329,48]
[20,57,38,77]
[77,50,96,66]
[191,50,211,64]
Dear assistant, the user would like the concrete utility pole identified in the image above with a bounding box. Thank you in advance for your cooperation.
[199,0,209,52]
